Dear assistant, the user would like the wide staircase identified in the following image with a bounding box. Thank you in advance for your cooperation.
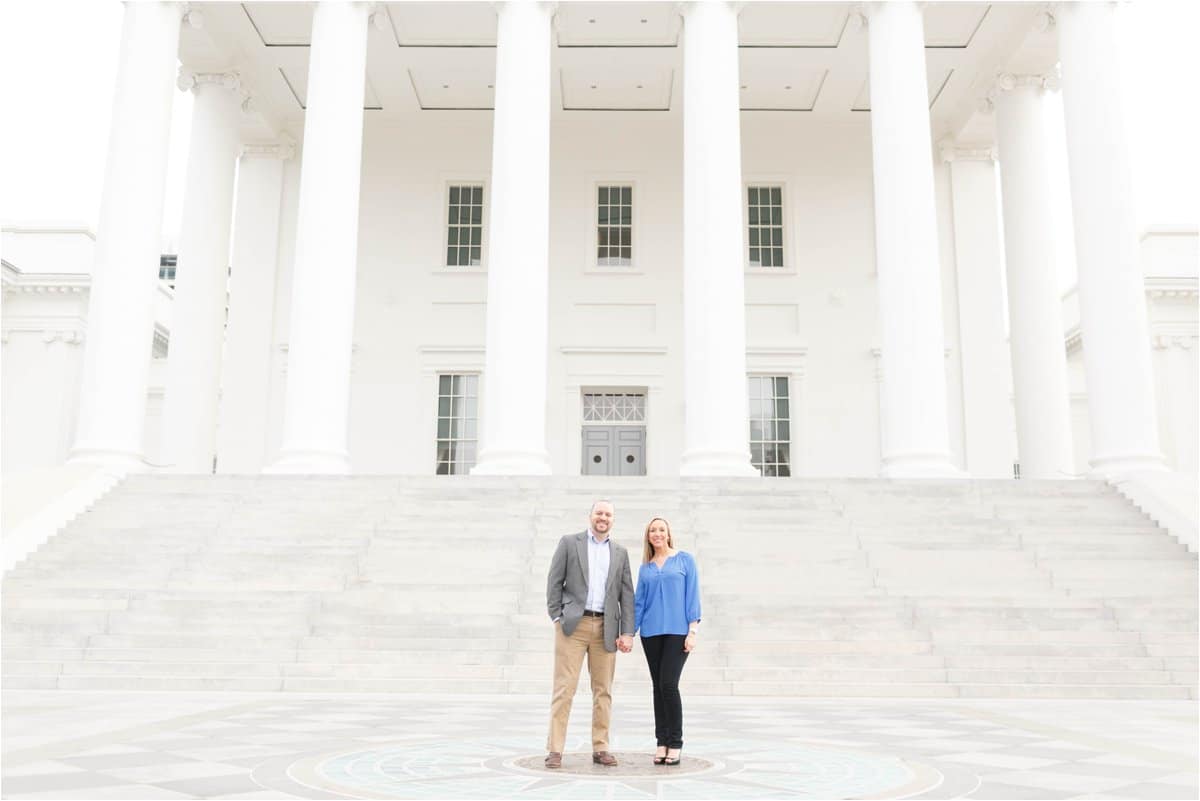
[3,476,1196,698]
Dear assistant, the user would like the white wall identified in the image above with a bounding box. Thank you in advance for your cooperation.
[258,112,978,476]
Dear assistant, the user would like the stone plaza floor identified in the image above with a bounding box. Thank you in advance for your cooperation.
[1,692,1196,800]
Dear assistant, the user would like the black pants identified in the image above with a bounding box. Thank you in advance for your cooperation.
[641,634,689,748]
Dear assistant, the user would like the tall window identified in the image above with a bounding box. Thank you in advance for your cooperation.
[747,186,784,268]
[446,185,483,267]
[748,375,791,477]
[597,185,632,266]
[436,374,478,474]
[159,254,177,288]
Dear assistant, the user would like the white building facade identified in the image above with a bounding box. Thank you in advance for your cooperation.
[3,1,1196,480]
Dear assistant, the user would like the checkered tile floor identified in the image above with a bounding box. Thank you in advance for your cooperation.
[2,692,1196,799]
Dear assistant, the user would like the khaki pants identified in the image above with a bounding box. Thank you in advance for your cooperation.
[547,615,616,752]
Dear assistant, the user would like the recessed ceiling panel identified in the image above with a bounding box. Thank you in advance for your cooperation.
[560,66,674,110]
[279,61,383,110]
[555,3,679,47]
[405,63,494,109]
[738,3,851,47]
[923,3,990,48]
[242,2,313,46]
[852,68,954,111]
[387,2,497,46]
[739,50,828,110]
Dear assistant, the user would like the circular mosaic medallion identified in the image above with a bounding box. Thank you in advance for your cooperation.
[504,750,719,777]
[253,738,944,800]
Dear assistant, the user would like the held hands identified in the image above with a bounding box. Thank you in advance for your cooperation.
[616,635,634,653]
[684,632,696,652]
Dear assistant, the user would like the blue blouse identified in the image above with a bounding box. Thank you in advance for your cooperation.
[634,551,702,638]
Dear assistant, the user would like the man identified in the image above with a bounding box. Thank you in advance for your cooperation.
[544,499,634,769]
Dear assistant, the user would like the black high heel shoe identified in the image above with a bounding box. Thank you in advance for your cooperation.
[664,748,681,766]
[653,748,667,765]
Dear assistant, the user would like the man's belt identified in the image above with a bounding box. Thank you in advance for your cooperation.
[582,609,604,617]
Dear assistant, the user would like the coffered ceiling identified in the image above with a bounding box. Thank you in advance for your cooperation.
[179,2,1050,141]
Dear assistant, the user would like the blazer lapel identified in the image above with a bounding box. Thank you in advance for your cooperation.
[605,542,621,594]
[575,531,589,587]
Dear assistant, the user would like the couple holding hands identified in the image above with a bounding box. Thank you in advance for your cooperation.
[545,499,702,769]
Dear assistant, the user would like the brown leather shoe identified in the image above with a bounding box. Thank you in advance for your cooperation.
[592,751,618,766]
[544,752,562,769]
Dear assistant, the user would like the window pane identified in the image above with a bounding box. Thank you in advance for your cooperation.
[437,418,450,438]
[776,398,789,418]
[778,420,790,441]
[749,247,760,265]
[749,229,759,246]
[598,206,609,224]
[773,247,784,266]
[472,187,483,203]
[761,248,773,267]
[448,206,459,224]
[471,228,481,246]
[598,228,608,247]
[620,205,631,225]
[748,187,759,204]
[620,228,630,247]
[621,187,631,204]
[775,376,789,397]
[448,228,458,245]
[470,247,481,263]
[451,375,461,394]
[598,187,608,204]
[772,207,782,225]
[773,228,782,246]
[771,187,781,204]
[449,186,460,204]
[748,207,758,225]
[470,206,481,224]
[620,246,631,261]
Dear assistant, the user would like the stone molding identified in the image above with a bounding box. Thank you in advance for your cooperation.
[979,70,1059,114]
[938,139,997,164]
[241,140,297,161]
[1152,333,1198,351]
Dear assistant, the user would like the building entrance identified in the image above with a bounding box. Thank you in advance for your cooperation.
[580,392,646,476]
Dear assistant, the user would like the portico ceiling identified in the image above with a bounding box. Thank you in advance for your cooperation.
[180,2,1053,141]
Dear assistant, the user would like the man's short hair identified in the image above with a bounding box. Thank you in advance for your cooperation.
[590,499,614,514]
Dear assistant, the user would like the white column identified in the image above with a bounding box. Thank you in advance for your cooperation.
[69,2,183,469]
[216,142,292,474]
[269,1,369,474]
[990,74,1075,479]
[471,1,553,475]
[1057,2,1165,477]
[865,1,958,477]
[161,71,243,473]
[679,1,756,477]
[941,143,1017,478]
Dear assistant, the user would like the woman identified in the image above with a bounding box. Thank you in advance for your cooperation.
[633,517,701,766]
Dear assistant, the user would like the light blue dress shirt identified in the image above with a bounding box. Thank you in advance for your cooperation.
[634,551,702,637]
[585,530,611,612]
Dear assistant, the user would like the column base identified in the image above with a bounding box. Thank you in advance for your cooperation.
[679,449,759,477]
[879,452,965,479]
[1087,452,1168,480]
[67,446,147,473]
[265,449,350,475]
[470,448,552,476]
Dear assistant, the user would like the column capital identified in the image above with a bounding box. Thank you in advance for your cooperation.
[979,70,1059,113]
[241,138,296,161]
[938,139,997,164]
[176,69,241,93]
[182,3,204,29]
[857,1,929,23]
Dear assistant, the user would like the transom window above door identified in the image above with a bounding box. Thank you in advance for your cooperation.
[582,392,645,423]
[596,185,632,267]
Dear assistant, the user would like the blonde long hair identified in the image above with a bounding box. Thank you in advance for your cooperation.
[642,517,675,563]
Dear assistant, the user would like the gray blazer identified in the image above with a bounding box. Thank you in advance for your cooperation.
[546,531,635,652]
